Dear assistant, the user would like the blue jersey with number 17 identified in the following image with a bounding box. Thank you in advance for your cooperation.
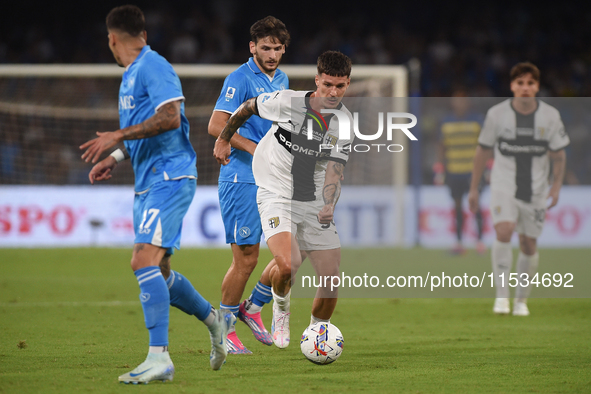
[119,45,197,193]
[214,57,288,184]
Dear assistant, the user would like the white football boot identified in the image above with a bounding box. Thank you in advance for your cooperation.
[513,301,530,316]
[493,298,510,314]
[208,309,236,370]
[271,302,290,348]
[118,352,174,384]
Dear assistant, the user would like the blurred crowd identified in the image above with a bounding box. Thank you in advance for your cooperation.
[2,1,591,97]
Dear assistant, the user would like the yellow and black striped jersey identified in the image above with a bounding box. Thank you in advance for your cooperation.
[440,114,483,174]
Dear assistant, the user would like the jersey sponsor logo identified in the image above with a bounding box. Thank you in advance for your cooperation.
[256,87,265,93]
[275,128,331,159]
[239,226,251,238]
[119,95,135,110]
[498,140,548,156]
[268,217,280,229]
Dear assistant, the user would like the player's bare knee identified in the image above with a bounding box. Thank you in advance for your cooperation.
[274,255,292,280]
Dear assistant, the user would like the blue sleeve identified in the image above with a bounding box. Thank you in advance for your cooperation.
[140,55,184,110]
[214,71,250,114]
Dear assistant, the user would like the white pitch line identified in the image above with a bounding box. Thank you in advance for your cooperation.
[0,301,139,307]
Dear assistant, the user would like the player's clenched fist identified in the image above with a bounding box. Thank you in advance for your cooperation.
[317,205,335,224]
[213,138,231,165]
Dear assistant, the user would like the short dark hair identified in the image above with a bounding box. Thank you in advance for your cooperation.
[510,62,540,82]
[250,16,290,46]
[106,5,145,37]
[317,51,352,78]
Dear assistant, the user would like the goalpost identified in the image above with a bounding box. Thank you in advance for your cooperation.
[0,64,409,245]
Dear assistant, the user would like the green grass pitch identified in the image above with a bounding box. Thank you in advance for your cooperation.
[1,248,590,393]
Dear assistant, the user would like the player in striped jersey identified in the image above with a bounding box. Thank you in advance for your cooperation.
[213,51,353,348]
[434,89,486,255]
[468,63,569,316]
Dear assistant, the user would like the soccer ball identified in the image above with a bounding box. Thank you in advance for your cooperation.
[300,322,344,365]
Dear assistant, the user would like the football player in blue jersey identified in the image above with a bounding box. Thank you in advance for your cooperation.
[80,5,234,384]
[207,16,290,355]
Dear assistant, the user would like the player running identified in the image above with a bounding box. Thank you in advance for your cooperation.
[80,5,234,384]
[214,50,353,348]
[207,16,290,354]
[468,62,569,316]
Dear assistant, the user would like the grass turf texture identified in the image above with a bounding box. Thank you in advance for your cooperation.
[0,248,590,393]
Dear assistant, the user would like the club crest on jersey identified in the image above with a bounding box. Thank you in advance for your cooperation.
[535,127,546,139]
[325,134,338,147]
[225,87,236,101]
[268,217,280,229]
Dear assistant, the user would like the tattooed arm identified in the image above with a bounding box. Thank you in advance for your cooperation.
[80,100,182,163]
[213,97,259,165]
[547,149,566,209]
[318,161,345,224]
[208,110,257,155]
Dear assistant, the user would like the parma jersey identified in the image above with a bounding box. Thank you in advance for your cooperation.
[252,90,353,202]
[119,45,197,193]
[214,57,288,184]
[479,99,570,202]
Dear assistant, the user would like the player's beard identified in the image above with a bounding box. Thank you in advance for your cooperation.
[254,51,281,74]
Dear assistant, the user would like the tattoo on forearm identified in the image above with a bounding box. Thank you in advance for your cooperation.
[323,163,344,205]
[219,98,258,142]
[122,101,181,140]
[550,152,566,184]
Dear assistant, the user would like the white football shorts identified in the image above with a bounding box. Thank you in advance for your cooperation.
[489,189,547,238]
[257,187,341,250]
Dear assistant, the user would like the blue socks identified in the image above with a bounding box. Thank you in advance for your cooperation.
[220,303,239,317]
[250,281,273,307]
[135,266,170,347]
[166,270,212,321]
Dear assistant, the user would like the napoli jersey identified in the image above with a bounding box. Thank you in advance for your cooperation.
[119,45,197,193]
[214,57,288,184]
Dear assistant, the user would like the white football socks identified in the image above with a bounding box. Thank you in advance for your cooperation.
[272,289,291,312]
[310,315,330,325]
[515,252,539,303]
[492,239,513,298]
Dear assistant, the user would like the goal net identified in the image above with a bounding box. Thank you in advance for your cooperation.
[0,64,407,187]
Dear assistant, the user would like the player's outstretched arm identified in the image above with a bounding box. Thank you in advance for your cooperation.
[547,149,566,209]
[213,97,259,165]
[208,111,257,155]
[468,145,493,213]
[80,100,182,163]
[318,161,344,224]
